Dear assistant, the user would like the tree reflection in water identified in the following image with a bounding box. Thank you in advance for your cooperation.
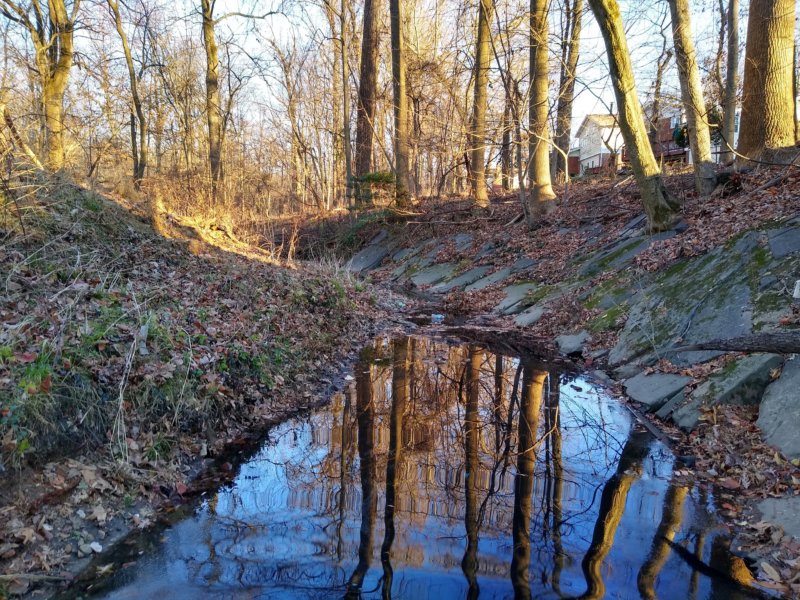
[86,335,764,600]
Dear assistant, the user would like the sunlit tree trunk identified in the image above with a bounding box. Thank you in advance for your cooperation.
[553,0,583,183]
[526,0,556,225]
[201,0,223,199]
[389,0,411,207]
[668,0,716,196]
[355,0,379,201]
[1,0,80,169]
[468,0,493,208]
[340,0,354,204]
[587,0,680,231]
[720,0,738,163]
[500,98,512,190]
[107,0,147,187]
[737,0,796,158]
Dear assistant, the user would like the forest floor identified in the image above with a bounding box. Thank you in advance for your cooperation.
[0,176,403,597]
[294,162,800,596]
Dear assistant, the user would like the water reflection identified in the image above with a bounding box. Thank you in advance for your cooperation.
[80,335,763,600]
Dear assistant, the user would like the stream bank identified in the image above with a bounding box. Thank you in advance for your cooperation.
[329,170,800,594]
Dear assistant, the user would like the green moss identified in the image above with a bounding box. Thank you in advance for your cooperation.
[588,304,627,332]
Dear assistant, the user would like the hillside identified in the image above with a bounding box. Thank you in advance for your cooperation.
[0,177,393,595]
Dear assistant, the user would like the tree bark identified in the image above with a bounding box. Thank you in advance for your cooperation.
[737,0,796,159]
[667,0,716,196]
[107,0,147,187]
[1,0,81,169]
[553,0,583,183]
[587,0,681,232]
[340,0,354,205]
[355,0,379,195]
[672,332,800,355]
[468,0,493,208]
[526,0,556,226]
[201,0,223,200]
[720,0,738,163]
[389,0,411,207]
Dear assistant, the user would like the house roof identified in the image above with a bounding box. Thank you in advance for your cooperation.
[576,114,619,138]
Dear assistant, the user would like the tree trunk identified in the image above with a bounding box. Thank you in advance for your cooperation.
[668,0,716,197]
[108,0,147,187]
[720,0,738,163]
[355,0,379,194]
[389,0,411,207]
[737,0,796,159]
[468,0,493,208]
[201,0,223,200]
[587,0,681,232]
[525,0,556,226]
[340,0,354,205]
[26,0,78,170]
[553,0,583,184]
[501,97,512,190]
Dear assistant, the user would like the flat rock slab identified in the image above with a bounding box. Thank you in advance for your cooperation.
[580,236,650,277]
[410,263,458,286]
[465,267,513,292]
[756,496,800,541]
[692,353,783,406]
[430,266,492,293]
[768,227,800,258]
[348,244,390,272]
[514,305,546,327]
[556,330,590,356]
[495,283,538,314]
[624,373,691,412]
[453,233,473,251]
[758,357,800,458]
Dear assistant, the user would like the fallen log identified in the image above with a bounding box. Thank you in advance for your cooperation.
[670,332,800,355]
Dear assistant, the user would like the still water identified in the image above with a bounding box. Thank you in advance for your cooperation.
[71,335,763,599]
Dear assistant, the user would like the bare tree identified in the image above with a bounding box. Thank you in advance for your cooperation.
[667,0,715,196]
[587,0,680,231]
[526,0,556,224]
[354,0,379,198]
[720,0,738,163]
[468,0,493,207]
[389,0,411,206]
[0,0,81,169]
[552,0,583,183]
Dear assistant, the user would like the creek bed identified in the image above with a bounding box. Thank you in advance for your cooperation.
[60,334,764,599]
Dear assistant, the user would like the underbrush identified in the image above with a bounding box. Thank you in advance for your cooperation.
[0,174,375,473]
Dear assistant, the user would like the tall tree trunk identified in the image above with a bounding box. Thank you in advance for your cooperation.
[720,0,739,162]
[389,0,411,207]
[501,97,512,190]
[201,0,223,200]
[553,0,583,183]
[324,2,343,208]
[468,0,493,208]
[354,0,379,204]
[107,0,147,187]
[23,0,79,170]
[587,0,681,232]
[526,0,556,226]
[668,0,716,196]
[737,0,796,159]
[340,0,354,205]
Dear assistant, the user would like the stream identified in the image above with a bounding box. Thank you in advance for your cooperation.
[61,334,764,599]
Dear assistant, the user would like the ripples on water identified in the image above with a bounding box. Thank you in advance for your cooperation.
[72,335,762,599]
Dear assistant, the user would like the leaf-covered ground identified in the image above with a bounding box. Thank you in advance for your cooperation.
[0,177,394,596]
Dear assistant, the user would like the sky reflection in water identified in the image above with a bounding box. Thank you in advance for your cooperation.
[95,335,753,600]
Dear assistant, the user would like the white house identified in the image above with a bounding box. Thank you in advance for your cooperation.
[576,114,624,174]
